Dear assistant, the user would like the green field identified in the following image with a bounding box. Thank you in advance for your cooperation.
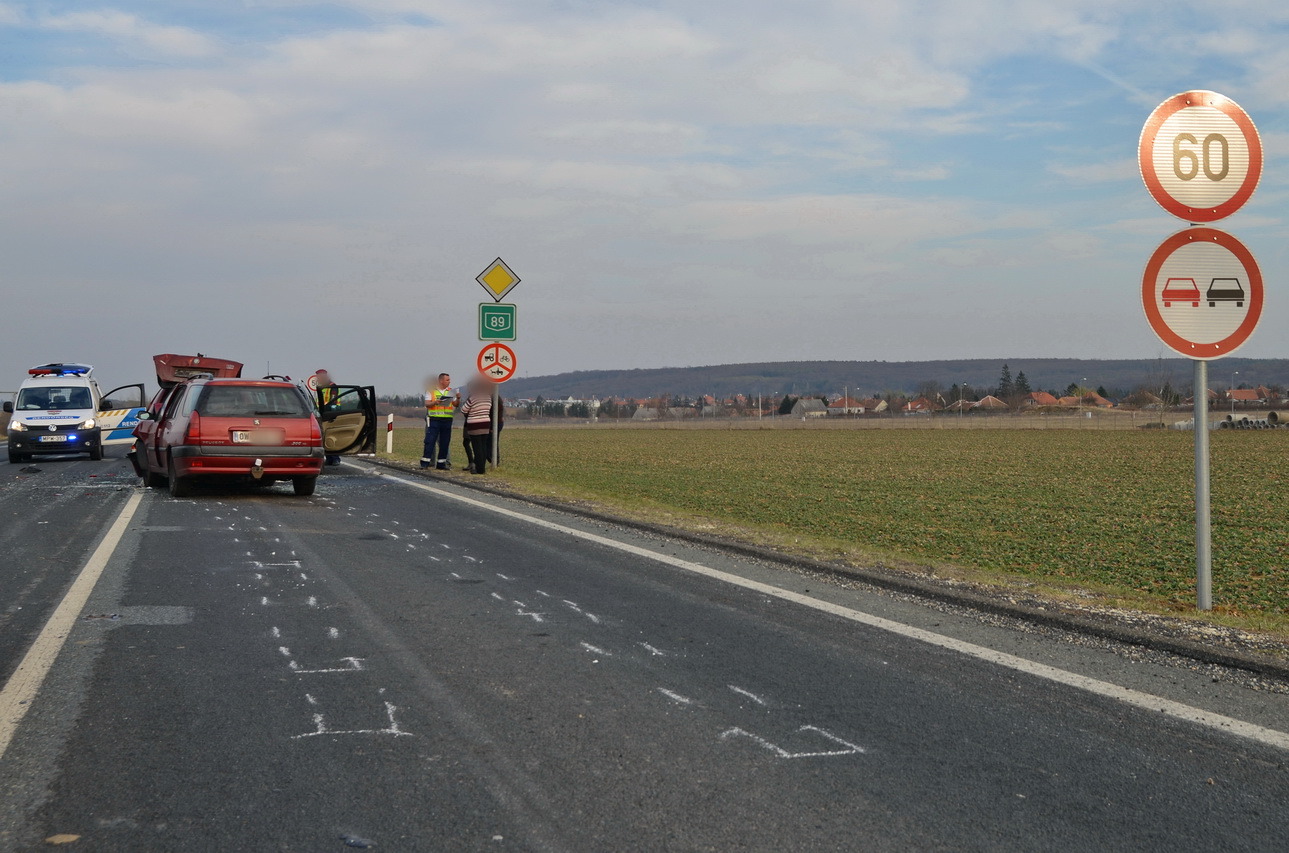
[386,427,1289,628]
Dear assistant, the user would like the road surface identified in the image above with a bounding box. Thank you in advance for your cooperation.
[1,449,1287,850]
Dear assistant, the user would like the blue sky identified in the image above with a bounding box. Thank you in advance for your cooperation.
[2,1,1288,392]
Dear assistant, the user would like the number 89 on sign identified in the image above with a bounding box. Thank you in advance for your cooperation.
[478,303,517,341]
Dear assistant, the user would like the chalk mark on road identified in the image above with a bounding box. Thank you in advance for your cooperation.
[719,725,865,759]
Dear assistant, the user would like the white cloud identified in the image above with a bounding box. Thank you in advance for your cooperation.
[3,1,1289,391]
[36,10,218,58]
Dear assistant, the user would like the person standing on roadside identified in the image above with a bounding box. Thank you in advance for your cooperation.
[462,386,505,470]
[313,369,342,466]
[422,373,460,469]
[459,380,495,475]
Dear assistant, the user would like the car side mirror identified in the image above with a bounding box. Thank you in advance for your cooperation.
[135,411,152,421]
[2,401,11,413]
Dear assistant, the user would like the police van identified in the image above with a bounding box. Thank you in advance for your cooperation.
[4,363,145,464]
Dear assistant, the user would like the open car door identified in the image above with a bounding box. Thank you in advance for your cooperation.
[98,383,147,446]
[316,385,377,456]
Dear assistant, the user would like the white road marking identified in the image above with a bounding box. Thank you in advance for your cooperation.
[658,688,694,705]
[291,657,365,674]
[720,725,865,759]
[0,491,143,761]
[729,685,767,705]
[291,701,412,739]
[491,592,505,602]
[328,627,340,639]
[369,469,1289,753]
[640,643,666,657]
[581,642,610,656]
[307,596,318,608]
[271,627,281,639]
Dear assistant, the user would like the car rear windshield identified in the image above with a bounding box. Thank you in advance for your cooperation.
[16,386,92,410]
[196,385,312,418]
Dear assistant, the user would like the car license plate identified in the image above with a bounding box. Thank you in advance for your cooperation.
[232,429,283,445]
[39,435,68,443]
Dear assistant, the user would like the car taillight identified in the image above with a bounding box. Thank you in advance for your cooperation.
[185,411,202,442]
[309,414,323,446]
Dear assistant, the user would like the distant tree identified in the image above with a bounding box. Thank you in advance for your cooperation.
[568,402,590,418]
[778,395,797,415]
[1015,371,1032,396]
[1096,386,1109,399]
[916,380,943,402]
[998,364,1013,399]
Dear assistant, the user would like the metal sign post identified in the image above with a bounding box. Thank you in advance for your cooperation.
[490,384,500,469]
[1194,360,1212,610]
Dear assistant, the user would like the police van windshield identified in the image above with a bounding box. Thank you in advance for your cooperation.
[196,386,312,418]
[16,386,92,410]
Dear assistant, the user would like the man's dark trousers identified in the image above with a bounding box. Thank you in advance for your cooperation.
[423,418,453,467]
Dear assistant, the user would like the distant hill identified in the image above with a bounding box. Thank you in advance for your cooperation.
[503,358,1289,400]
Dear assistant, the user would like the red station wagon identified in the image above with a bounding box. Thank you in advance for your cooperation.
[134,376,325,497]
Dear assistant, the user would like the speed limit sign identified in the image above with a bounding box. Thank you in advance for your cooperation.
[1139,90,1262,223]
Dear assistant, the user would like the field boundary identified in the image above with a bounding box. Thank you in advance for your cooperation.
[364,457,1289,682]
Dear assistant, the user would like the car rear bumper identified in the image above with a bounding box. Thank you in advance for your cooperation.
[171,445,324,477]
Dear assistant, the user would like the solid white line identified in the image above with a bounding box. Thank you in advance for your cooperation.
[0,490,144,761]
[365,467,1289,752]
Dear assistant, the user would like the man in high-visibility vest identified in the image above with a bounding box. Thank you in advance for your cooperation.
[422,372,460,469]
[314,369,342,466]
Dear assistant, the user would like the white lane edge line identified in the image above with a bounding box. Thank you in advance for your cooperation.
[0,490,144,761]
[361,466,1289,753]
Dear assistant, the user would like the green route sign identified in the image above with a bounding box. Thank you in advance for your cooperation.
[478,302,517,341]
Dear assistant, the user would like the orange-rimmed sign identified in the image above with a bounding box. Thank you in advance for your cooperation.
[477,343,517,383]
[1142,227,1262,359]
[1139,90,1262,223]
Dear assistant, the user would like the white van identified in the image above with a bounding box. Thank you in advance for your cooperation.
[4,363,144,464]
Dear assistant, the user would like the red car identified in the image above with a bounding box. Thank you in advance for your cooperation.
[134,376,325,497]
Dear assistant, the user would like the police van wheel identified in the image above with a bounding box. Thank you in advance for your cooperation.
[89,443,103,461]
[292,476,317,497]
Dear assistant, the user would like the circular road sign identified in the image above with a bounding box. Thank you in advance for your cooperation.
[477,343,517,383]
[1139,90,1262,223]
[1142,227,1262,359]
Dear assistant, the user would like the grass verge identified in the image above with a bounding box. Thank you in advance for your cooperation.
[380,426,1289,639]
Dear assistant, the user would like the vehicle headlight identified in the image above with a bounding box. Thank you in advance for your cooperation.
[8,421,26,431]
[79,418,96,429]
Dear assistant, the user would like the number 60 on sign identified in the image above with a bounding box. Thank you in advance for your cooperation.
[1139,90,1262,223]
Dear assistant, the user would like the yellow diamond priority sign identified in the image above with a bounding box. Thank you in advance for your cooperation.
[476,257,521,302]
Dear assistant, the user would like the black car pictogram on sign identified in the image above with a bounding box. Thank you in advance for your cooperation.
[1206,277,1245,308]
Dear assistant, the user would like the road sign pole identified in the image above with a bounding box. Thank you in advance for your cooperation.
[1194,359,1212,611]
[490,384,500,469]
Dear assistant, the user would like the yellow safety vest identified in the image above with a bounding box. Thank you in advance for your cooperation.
[426,388,455,418]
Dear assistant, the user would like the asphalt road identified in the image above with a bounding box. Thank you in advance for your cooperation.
[1,448,1287,851]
